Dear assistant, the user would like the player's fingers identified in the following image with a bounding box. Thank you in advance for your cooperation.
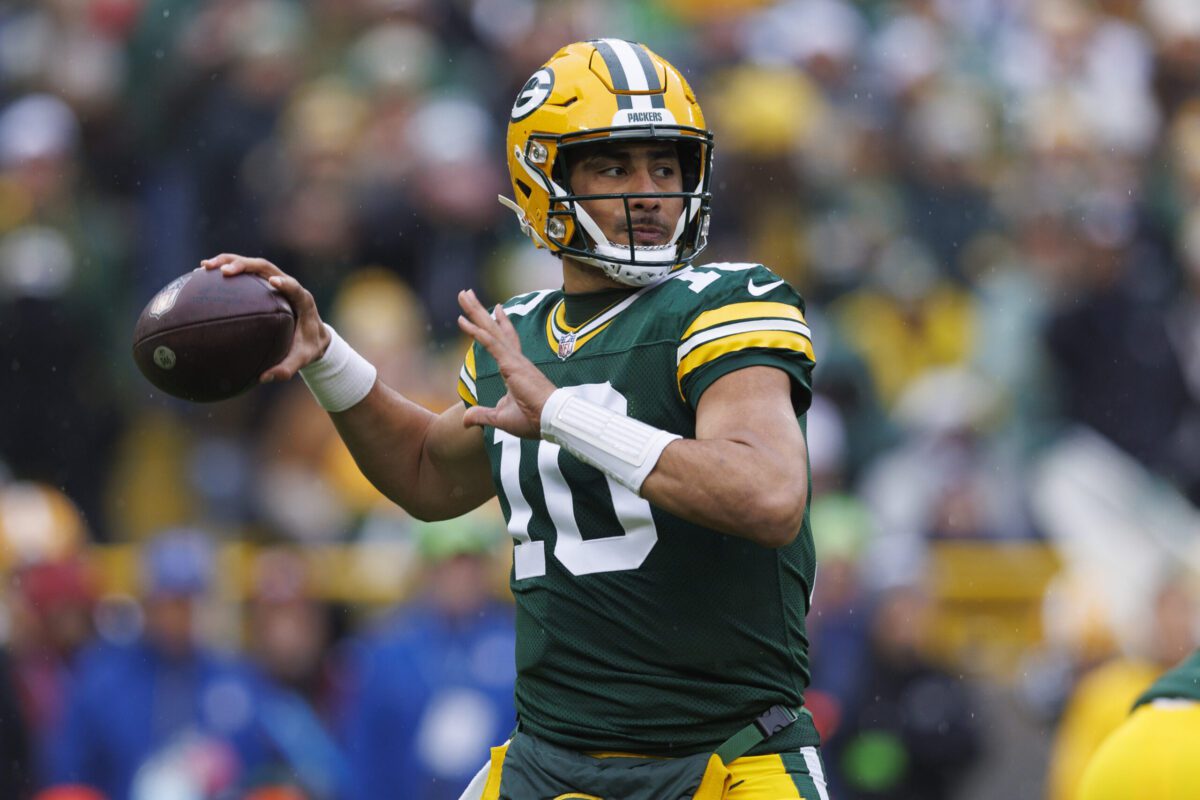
[258,365,289,384]
[267,275,316,315]
[201,253,259,273]
[494,302,514,330]
[259,342,316,384]
[226,257,283,278]
[457,313,497,351]
[206,255,285,279]
[457,289,502,332]
[462,404,494,429]
[199,253,239,269]
[493,304,522,345]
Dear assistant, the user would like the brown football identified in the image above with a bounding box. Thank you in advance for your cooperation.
[132,267,295,402]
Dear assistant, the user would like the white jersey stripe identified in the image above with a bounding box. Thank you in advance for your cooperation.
[506,289,556,317]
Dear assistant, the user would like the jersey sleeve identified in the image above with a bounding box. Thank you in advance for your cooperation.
[676,265,815,413]
[457,341,479,407]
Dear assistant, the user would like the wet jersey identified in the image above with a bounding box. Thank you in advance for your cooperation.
[458,262,819,756]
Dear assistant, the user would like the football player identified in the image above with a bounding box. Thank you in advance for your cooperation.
[1076,647,1200,799]
[204,39,826,800]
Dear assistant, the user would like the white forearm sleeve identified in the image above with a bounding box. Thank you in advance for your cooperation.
[299,323,377,412]
[540,388,681,495]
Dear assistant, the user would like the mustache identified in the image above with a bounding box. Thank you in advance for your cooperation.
[620,216,670,236]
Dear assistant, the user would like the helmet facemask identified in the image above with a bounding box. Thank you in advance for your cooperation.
[515,128,713,286]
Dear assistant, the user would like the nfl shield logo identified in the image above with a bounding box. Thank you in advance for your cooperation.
[557,333,577,360]
[149,272,192,319]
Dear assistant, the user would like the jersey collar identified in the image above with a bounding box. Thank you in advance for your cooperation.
[545,268,686,359]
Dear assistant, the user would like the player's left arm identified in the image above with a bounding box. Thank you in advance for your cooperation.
[639,365,807,547]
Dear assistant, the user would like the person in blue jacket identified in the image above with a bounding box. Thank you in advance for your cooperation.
[47,528,273,800]
[340,507,516,800]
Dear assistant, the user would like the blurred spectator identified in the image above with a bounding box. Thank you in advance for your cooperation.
[0,641,33,799]
[339,506,515,800]
[805,491,875,747]
[858,367,1034,592]
[245,548,336,715]
[9,558,96,789]
[1044,574,1199,800]
[31,787,106,800]
[829,584,983,800]
[1163,205,1200,502]
[242,547,349,799]
[830,238,976,409]
[1042,195,1188,485]
[354,92,506,339]
[47,529,272,800]
[0,94,127,539]
[0,482,95,792]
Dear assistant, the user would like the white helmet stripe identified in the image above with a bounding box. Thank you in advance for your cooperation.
[603,39,650,91]
[603,39,657,113]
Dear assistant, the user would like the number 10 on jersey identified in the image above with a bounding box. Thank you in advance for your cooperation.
[493,383,660,580]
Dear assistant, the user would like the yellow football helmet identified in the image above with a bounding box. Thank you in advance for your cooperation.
[502,39,714,286]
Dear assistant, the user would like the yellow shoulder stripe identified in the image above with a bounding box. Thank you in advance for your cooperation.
[464,343,477,380]
[683,302,806,339]
[457,379,477,407]
[676,330,815,393]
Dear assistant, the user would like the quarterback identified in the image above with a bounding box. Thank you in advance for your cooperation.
[204,39,827,799]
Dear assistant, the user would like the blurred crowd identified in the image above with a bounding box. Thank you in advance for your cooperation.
[2,0,1200,798]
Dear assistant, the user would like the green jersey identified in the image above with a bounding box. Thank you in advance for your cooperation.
[458,262,819,756]
[1134,649,1200,709]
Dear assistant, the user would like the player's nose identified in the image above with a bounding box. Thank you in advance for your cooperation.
[628,168,661,208]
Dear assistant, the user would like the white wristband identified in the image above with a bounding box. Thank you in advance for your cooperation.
[540,388,680,495]
[299,323,377,412]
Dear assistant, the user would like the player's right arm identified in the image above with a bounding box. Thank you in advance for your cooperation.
[329,383,496,520]
[201,254,496,521]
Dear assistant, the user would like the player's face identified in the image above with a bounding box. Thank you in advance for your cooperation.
[567,142,685,248]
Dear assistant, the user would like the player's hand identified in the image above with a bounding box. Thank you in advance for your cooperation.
[200,254,331,383]
[457,289,555,439]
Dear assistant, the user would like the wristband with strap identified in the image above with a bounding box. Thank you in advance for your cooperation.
[539,387,680,495]
[299,323,377,412]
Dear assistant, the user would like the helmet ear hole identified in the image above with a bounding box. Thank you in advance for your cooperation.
[516,180,533,198]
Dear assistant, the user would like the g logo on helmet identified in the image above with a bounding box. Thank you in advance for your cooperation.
[511,68,554,121]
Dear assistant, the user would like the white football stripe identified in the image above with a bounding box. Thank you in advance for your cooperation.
[676,319,812,364]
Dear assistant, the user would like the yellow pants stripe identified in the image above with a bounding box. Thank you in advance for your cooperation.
[470,745,828,799]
